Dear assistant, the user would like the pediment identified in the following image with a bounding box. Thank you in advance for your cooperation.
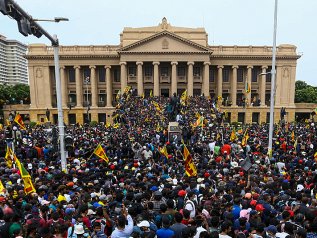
[118,31,212,54]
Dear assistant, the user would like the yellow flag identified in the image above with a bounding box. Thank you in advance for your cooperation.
[159,146,169,158]
[93,144,109,163]
[150,90,153,97]
[44,117,49,123]
[0,124,3,130]
[180,90,187,105]
[0,180,5,193]
[113,123,120,129]
[230,128,237,142]
[105,122,111,128]
[291,131,295,141]
[4,146,13,168]
[23,177,36,194]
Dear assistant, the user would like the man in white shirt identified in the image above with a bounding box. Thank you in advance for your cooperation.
[110,205,133,238]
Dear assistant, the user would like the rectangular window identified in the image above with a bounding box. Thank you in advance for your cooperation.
[177,66,185,76]
[68,68,75,83]
[223,67,230,82]
[193,66,201,77]
[252,67,259,82]
[144,66,152,77]
[238,112,245,124]
[266,67,272,82]
[237,68,244,82]
[83,67,90,82]
[128,66,136,76]
[161,67,168,76]
[209,68,216,82]
[114,69,120,82]
[98,67,105,82]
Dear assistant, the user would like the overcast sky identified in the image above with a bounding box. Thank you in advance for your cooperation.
[1,0,316,86]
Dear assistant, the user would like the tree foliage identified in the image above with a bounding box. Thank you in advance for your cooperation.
[295,80,317,103]
[0,84,30,107]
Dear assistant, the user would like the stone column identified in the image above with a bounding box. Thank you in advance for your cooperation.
[136,62,143,96]
[231,66,238,106]
[90,66,97,107]
[74,66,83,107]
[120,62,127,92]
[171,61,178,95]
[217,66,224,98]
[203,62,211,97]
[260,66,268,106]
[60,66,67,108]
[247,65,253,106]
[187,62,194,96]
[153,62,160,96]
[105,66,112,107]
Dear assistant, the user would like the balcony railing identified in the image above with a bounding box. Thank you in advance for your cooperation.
[193,75,202,83]
[144,76,153,83]
[178,76,186,83]
[160,76,170,83]
[128,75,137,83]
[98,101,106,107]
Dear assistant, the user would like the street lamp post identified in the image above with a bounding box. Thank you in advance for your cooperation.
[0,0,69,173]
[268,0,278,158]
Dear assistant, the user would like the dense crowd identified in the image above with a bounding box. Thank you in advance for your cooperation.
[0,89,316,238]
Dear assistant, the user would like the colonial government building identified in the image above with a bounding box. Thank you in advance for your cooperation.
[26,18,301,124]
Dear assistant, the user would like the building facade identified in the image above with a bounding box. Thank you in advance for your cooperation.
[0,35,28,85]
[26,18,300,124]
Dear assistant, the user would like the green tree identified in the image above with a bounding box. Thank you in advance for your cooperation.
[0,84,30,107]
[295,80,317,103]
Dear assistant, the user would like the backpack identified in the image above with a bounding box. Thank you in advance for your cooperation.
[184,200,196,217]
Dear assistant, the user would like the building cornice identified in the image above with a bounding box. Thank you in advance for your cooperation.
[25,55,120,60]
[210,55,301,60]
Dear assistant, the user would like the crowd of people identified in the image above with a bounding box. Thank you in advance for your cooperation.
[0,88,316,238]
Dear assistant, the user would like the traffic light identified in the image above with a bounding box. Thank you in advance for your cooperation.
[0,0,9,15]
[30,24,43,38]
[17,17,32,36]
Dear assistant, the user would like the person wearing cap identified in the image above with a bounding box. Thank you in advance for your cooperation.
[136,220,156,238]
[265,225,277,238]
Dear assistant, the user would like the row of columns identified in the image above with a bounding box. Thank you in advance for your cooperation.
[60,65,113,108]
[119,61,210,97]
[59,63,268,108]
[217,65,267,107]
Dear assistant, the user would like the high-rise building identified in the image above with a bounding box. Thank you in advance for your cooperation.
[26,18,301,124]
[0,34,28,85]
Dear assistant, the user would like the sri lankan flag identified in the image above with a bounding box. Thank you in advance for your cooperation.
[241,129,249,147]
[16,157,36,194]
[0,180,5,193]
[4,145,13,168]
[182,144,197,177]
[14,113,26,130]
[193,116,204,128]
[93,144,109,163]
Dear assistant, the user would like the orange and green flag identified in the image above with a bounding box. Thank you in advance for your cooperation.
[15,156,36,194]
[245,81,251,94]
[14,113,26,130]
[93,144,109,163]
